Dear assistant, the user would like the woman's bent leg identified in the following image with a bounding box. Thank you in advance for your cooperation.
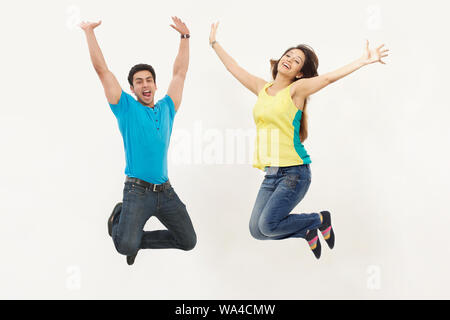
[257,166,322,240]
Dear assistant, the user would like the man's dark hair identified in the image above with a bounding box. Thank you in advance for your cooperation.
[128,64,156,87]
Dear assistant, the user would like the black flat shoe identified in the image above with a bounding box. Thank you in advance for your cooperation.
[319,211,335,249]
[305,229,321,259]
[108,202,122,237]
[127,253,137,266]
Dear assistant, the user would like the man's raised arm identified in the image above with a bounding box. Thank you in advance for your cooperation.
[80,20,122,105]
[167,16,190,112]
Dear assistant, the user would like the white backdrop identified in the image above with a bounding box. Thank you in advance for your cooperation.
[0,0,448,299]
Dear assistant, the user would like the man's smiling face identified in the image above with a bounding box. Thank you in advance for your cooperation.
[130,70,157,107]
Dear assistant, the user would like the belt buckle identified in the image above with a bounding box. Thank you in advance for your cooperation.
[153,184,158,192]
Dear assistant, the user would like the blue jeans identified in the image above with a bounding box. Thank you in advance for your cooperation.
[112,180,197,256]
[249,164,322,240]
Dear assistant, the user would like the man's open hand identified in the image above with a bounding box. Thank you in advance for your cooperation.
[170,16,190,35]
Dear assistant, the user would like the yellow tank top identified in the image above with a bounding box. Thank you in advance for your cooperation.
[252,82,311,171]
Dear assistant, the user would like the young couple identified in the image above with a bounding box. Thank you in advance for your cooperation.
[80,17,389,265]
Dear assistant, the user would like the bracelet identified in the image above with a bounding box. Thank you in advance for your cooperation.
[210,40,217,48]
[181,34,190,39]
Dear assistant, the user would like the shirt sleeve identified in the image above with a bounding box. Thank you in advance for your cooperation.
[163,94,176,121]
[109,90,131,118]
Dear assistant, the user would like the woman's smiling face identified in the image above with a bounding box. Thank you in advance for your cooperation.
[277,49,306,79]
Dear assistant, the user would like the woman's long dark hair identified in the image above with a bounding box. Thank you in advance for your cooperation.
[270,45,319,143]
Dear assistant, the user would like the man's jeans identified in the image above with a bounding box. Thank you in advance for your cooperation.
[112,179,197,256]
[249,164,322,240]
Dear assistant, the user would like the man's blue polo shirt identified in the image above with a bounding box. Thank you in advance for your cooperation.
[109,90,176,184]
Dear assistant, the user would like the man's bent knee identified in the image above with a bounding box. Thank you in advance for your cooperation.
[179,234,197,251]
[114,236,140,256]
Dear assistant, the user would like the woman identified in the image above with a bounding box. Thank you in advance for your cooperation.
[209,22,389,259]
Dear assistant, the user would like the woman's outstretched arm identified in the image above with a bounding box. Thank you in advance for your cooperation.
[209,22,266,96]
[294,40,389,99]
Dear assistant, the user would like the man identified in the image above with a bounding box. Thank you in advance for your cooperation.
[80,17,196,266]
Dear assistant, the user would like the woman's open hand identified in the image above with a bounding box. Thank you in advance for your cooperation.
[361,40,389,65]
[79,20,102,32]
[209,22,219,45]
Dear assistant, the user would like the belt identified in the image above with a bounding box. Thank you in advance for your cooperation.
[125,176,171,192]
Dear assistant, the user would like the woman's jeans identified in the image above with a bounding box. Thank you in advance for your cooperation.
[111,180,197,256]
[249,164,322,240]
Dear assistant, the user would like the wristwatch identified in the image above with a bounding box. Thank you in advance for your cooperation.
[181,34,190,39]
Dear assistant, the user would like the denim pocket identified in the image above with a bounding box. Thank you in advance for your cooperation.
[128,183,147,196]
[166,186,179,201]
[166,187,186,208]
[284,174,300,189]
[284,165,311,182]
[261,176,277,190]
[167,187,175,199]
